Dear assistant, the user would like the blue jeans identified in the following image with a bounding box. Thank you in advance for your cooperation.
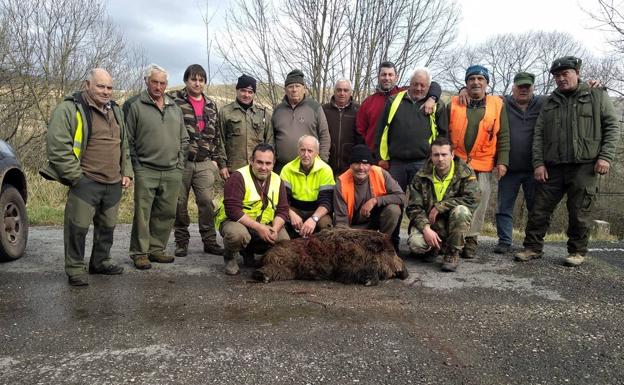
[389,159,426,192]
[495,171,536,246]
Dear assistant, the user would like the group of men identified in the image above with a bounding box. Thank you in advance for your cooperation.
[43,54,618,285]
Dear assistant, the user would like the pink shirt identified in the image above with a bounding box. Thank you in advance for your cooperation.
[189,95,205,132]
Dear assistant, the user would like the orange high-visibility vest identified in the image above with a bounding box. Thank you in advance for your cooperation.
[338,165,387,222]
[449,95,503,172]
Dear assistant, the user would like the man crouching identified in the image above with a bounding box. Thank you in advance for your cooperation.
[406,137,480,272]
[214,143,290,275]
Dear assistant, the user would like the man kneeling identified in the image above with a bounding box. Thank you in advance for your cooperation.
[334,145,406,251]
[280,135,334,238]
[214,143,290,275]
[406,138,480,272]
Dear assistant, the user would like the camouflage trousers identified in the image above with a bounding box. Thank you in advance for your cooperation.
[407,205,472,254]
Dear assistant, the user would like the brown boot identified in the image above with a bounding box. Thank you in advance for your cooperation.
[461,236,478,259]
[514,248,543,262]
[223,250,240,275]
[204,242,224,255]
[441,249,460,272]
[148,253,175,263]
[132,255,152,270]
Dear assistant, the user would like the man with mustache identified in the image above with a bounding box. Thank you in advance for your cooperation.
[447,65,510,259]
[334,145,406,240]
[515,56,619,267]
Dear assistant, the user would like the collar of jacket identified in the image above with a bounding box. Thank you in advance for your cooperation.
[330,95,353,110]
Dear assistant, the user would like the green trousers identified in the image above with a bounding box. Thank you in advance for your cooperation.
[64,176,122,277]
[174,160,218,247]
[523,163,597,254]
[130,167,182,257]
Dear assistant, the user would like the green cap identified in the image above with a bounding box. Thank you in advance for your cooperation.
[285,69,305,86]
[550,56,582,74]
[513,72,535,86]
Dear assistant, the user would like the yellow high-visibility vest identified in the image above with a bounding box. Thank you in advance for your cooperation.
[379,91,437,161]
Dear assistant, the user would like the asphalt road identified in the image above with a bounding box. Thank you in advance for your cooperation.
[1,225,623,385]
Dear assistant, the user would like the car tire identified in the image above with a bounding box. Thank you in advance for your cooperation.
[0,186,28,261]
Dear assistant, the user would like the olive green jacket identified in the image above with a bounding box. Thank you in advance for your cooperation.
[218,100,273,170]
[406,157,480,232]
[533,82,620,168]
[123,91,189,171]
[40,92,132,186]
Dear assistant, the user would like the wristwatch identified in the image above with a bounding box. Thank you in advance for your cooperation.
[311,215,320,223]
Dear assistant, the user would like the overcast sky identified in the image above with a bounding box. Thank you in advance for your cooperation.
[105,0,609,87]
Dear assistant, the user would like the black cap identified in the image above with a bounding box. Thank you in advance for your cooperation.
[236,74,256,93]
[550,56,582,74]
[285,69,305,86]
[349,145,374,165]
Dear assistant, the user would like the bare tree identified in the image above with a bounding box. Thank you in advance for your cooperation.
[438,31,591,96]
[217,0,460,105]
[0,0,146,167]
[216,0,282,106]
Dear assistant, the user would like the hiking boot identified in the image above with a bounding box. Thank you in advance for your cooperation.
[89,263,124,275]
[68,275,88,286]
[223,250,240,275]
[514,248,543,262]
[148,253,175,263]
[132,255,152,270]
[175,243,188,257]
[204,243,224,255]
[493,243,511,254]
[461,236,478,259]
[241,249,260,267]
[564,253,586,267]
[441,250,460,272]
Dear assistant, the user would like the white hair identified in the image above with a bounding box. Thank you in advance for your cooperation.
[410,67,431,85]
[297,134,320,151]
[334,78,352,90]
[144,63,168,81]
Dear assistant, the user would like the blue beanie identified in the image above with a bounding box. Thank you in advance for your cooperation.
[465,65,490,83]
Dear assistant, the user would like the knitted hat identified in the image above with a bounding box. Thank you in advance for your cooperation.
[550,56,582,74]
[349,145,374,165]
[285,69,305,86]
[513,72,535,86]
[236,74,257,93]
[465,65,490,83]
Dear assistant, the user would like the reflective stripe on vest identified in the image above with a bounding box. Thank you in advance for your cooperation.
[214,166,282,231]
[338,165,387,222]
[449,95,503,172]
[72,110,84,159]
[379,91,438,161]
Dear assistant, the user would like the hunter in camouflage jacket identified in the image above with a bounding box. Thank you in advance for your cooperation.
[406,157,480,232]
[168,88,226,169]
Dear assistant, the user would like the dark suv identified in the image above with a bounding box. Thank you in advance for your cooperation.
[0,140,27,261]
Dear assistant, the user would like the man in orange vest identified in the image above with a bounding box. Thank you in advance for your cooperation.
[447,65,510,259]
[334,145,407,251]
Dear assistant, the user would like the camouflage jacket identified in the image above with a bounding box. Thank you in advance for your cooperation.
[218,100,273,171]
[406,157,480,232]
[168,88,226,169]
